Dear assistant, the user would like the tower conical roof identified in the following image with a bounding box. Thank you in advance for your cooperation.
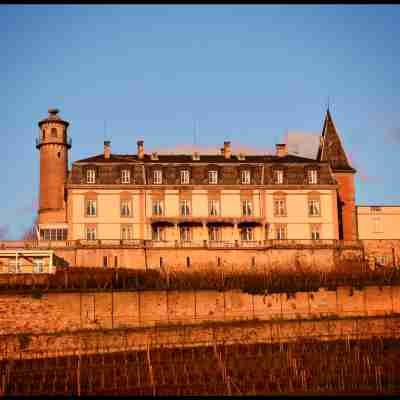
[317,109,355,172]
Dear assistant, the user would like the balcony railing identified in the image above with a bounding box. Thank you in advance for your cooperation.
[0,239,364,250]
[35,136,72,148]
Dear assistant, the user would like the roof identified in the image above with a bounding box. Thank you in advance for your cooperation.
[74,153,322,164]
[317,109,355,172]
[38,108,69,127]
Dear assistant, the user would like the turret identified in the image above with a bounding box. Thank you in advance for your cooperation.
[36,108,71,228]
[317,109,357,240]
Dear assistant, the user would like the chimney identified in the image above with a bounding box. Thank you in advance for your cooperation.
[275,143,288,157]
[104,140,111,159]
[223,141,231,159]
[137,140,144,159]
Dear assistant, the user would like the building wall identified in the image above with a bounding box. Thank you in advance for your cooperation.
[67,188,338,241]
[357,206,400,240]
[334,172,357,240]
[0,285,398,337]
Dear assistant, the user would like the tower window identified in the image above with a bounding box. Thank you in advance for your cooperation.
[86,226,97,240]
[208,170,218,184]
[241,170,251,185]
[242,200,253,216]
[273,170,284,184]
[180,170,190,184]
[86,169,96,184]
[308,199,321,216]
[308,169,318,184]
[86,199,97,217]
[240,227,253,241]
[121,169,130,184]
[153,170,162,184]
[120,199,132,217]
[57,152,61,158]
[51,128,57,138]
[180,200,191,216]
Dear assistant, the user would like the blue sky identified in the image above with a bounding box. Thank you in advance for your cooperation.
[1,5,399,239]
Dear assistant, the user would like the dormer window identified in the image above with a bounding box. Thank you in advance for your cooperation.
[308,169,318,184]
[208,170,218,185]
[153,170,162,185]
[121,169,130,184]
[86,169,96,184]
[274,170,283,184]
[241,170,251,185]
[181,170,190,184]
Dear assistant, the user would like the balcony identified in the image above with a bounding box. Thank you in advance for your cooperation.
[35,136,72,149]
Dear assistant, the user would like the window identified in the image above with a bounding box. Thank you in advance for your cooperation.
[180,170,190,184]
[375,255,392,266]
[208,170,218,184]
[371,207,382,213]
[51,127,57,138]
[121,169,131,184]
[120,199,132,217]
[8,260,21,274]
[275,224,286,240]
[274,170,284,184]
[208,226,221,241]
[274,199,286,216]
[308,169,318,184]
[311,225,321,240]
[153,170,162,184]
[180,200,191,216]
[121,225,133,240]
[308,199,321,216]
[86,169,96,184]
[152,226,165,241]
[180,226,192,241]
[209,199,220,216]
[373,217,383,233]
[40,229,67,241]
[86,199,97,217]
[241,170,251,185]
[242,200,253,216]
[240,227,253,241]
[103,256,108,268]
[33,259,44,273]
[152,200,164,216]
[86,226,96,240]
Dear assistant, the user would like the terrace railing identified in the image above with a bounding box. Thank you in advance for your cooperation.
[0,238,365,250]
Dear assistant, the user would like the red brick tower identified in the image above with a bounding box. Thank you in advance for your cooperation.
[36,108,71,225]
[317,109,357,240]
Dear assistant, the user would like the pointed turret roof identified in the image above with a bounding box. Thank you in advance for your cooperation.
[317,109,356,172]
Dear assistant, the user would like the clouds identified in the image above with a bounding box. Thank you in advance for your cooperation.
[0,224,10,240]
[384,128,400,144]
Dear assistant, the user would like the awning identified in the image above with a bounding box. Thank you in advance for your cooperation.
[237,221,263,227]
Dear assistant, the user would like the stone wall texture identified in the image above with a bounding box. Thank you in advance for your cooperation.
[0,285,398,337]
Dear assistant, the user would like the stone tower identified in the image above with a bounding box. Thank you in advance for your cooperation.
[317,109,357,240]
[36,108,71,225]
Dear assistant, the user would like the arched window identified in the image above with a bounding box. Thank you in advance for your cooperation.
[51,128,57,138]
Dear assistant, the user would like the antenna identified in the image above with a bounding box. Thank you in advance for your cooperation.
[193,119,198,148]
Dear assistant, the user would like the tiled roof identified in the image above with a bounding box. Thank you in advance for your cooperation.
[318,109,355,172]
[74,153,320,164]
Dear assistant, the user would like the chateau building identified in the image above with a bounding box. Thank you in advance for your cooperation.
[36,108,357,244]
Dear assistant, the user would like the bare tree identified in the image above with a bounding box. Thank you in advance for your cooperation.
[21,216,39,240]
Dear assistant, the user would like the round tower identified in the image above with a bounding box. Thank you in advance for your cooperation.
[36,108,71,225]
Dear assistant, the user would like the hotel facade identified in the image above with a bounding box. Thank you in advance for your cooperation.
[36,108,357,245]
